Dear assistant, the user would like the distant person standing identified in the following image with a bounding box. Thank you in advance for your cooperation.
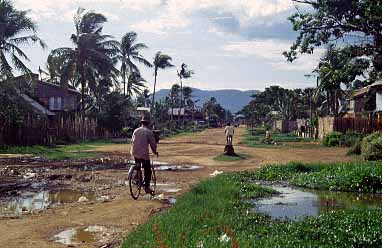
[225,122,235,145]
[265,128,271,144]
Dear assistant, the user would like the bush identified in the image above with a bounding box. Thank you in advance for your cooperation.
[362,133,382,161]
[347,140,362,155]
[324,132,364,147]
[323,132,345,147]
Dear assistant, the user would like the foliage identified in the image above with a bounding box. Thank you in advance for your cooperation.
[323,132,364,147]
[214,153,247,161]
[49,8,119,113]
[151,51,174,110]
[118,31,151,96]
[0,0,46,78]
[202,97,227,120]
[0,140,113,160]
[285,0,382,80]
[244,129,312,148]
[347,140,362,156]
[123,171,382,247]
[239,86,318,125]
[94,91,135,133]
[253,161,382,193]
[0,80,44,127]
[362,133,382,161]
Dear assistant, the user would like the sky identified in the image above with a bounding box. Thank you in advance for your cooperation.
[13,0,324,91]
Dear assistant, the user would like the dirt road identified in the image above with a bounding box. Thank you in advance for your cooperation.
[0,127,353,247]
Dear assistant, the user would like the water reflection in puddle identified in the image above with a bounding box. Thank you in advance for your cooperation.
[53,226,117,245]
[156,165,202,171]
[0,190,96,216]
[253,185,382,221]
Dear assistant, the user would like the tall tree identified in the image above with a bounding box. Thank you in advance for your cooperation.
[49,8,119,115]
[169,84,180,122]
[0,0,46,79]
[177,63,194,126]
[285,0,381,79]
[118,32,151,96]
[151,51,174,111]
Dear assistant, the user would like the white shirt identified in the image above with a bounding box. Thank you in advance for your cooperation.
[225,126,234,136]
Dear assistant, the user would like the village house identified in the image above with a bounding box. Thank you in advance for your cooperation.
[348,81,382,117]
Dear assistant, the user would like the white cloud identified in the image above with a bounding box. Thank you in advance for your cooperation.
[222,39,324,72]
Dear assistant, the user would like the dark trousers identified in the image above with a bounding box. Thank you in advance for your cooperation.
[135,158,152,187]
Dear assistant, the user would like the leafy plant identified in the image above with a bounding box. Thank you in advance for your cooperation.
[362,133,382,161]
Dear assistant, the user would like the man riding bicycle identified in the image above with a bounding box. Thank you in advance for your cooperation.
[131,115,158,194]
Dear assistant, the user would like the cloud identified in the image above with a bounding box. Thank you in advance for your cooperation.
[13,0,162,21]
[222,39,325,72]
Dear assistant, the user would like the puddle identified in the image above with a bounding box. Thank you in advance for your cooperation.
[253,185,382,221]
[155,165,202,171]
[156,183,182,193]
[0,190,96,216]
[53,226,118,245]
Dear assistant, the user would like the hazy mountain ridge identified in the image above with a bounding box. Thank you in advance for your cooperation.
[155,88,259,113]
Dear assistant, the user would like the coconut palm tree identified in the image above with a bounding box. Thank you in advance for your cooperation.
[126,71,146,97]
[118,32,152,96]
[0,0,46,79]
[177,63,194,126]
[49,8,119,114]
[151,51,174,110]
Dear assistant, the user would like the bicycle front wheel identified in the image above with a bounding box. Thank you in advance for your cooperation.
[150,164,157,196]
[129,165,142,200]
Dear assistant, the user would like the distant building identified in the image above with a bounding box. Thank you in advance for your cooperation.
[348,81,382,116]
[11,73,80,113]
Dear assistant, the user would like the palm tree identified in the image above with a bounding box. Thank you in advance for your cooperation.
[49,8,119,114]
[126,71,146,97]
[177,63,194,126]
[151,51,174,110]
[0,0,46,79]
[118,32,152,96]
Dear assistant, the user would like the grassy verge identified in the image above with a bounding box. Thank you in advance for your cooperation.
[243,129,315,148]
[252,161,382,193]
[123,172,382,247]
[213,153,248,161]
[0,140,114,160]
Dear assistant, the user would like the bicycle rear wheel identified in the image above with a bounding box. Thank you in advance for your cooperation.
[129,165,142,200]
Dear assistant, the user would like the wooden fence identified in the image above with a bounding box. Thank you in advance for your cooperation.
[0,113,110,146]
[319,116,382,139]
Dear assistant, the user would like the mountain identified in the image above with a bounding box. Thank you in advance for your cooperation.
[155,88,259,113]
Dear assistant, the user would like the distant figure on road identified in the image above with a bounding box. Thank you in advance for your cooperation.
[265,128,271,144]
[225,122,235,145]
[131,116,158,194]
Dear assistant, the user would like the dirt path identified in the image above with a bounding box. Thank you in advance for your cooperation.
[0,127,353,247]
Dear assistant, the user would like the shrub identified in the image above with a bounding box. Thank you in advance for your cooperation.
[323,132,344,147]
[343,132,364,147]
[347,140,362,155]
[362,133,382,161]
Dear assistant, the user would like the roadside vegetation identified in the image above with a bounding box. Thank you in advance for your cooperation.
[243,128,313,148]
[214,153,247,161]
[323,132,382,161]
[124,170,382,247]
[0,140,113,160]
[252,161,382,193]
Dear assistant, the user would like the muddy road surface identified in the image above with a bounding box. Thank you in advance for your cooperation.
[0,127,353,247]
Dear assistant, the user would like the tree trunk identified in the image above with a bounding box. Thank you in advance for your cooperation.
[123,69,126,96]
[151,71,157,113]
[179,76,183,128]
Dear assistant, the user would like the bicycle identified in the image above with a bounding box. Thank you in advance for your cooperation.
[128,157,157,200]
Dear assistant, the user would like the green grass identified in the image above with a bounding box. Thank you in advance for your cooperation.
[252,161,382,193]
[243,129,315,149]
[123,172,382,247]
[213,153,248,161]
[0,140,114,160]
